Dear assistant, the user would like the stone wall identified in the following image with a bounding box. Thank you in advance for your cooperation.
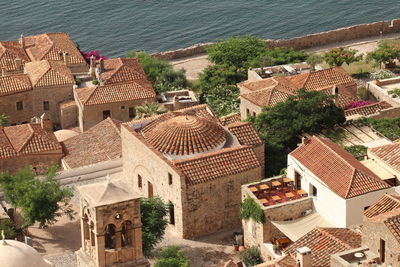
[60,100,78,129]
[0,152,63,174]
[366,81,400,107]
[0,90,33,124]
[152,19,400,60]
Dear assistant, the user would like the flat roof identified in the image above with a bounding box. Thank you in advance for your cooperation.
[362,159,395,180]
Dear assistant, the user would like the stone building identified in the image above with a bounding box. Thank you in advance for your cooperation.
[238,67,358,120]
[121,104,264,238]
[75,57,156,131]
[76,178,149,267]
[368,141,400,183]
[158,89,198,111]
[0,117,63,174]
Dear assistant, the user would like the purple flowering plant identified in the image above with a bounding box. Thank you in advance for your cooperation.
[80,50,108,63]
[345,100,375,110]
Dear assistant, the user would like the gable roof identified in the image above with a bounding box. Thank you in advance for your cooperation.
[0,74,32,96]
[364,194,400,219]
[0,123,61,159]
[279,228,361,267]
[239,67,357,109]
[173,146,260,186]
[75,80,156,106]
[24,60,75,87]
[24,32,86,65]
[100,58,147,85]
[290,136,391,199]
[0,41,30,72]
[345,101,392,117]
[226,121,263,146]
[62,118,122,169]
[369,142,400,174]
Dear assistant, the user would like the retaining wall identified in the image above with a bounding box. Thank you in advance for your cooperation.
[152,19,400,60]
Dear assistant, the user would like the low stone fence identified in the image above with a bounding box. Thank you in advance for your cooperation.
[152,18,400,60]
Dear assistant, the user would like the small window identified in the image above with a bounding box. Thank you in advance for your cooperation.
[168,173,173,185]
[16,101,23,111]
[138,175,142,188]
[169,201,175,225]
[246,108,250,116]
[121,105,125,110]
[364,206,370,211]
[311,185,317,197]
[43,101,50,111]
[129,107,136,119]
[102,110,111,120]
[252,112,256,117]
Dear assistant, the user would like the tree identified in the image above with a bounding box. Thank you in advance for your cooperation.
[135,102,167,119]
[366,40,400,68]
[141,197,168,257]
[127,51,187,94]
[323,47,362,67]
[306,53,324,71]
[0,166,74,228]
[0,219,18,239]
[205,84,240,116]
[239,246,262,267]
[252,89,345,176]
[250,47,308,68]
[0,114,9,126]
[207,36,267,68]
[154,246,190,267]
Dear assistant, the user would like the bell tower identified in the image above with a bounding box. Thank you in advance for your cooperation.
[76,178,149,267]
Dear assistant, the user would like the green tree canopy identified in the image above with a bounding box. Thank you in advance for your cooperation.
[323,47,362,67]
[306,53,324,71]
[251,89,345,175]
[207,36,267,68]
[141,197,168,257]
[366,40,400,68]
[126,51,188,93]
[154,246,190,267]
[0,166,74,228]
[0,114,9,126]
[250,47,308,68]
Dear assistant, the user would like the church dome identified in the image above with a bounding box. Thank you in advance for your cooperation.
[142,115,226,156]
[0,239,53,267]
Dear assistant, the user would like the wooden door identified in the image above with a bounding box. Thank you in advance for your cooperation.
[148,181,153,198]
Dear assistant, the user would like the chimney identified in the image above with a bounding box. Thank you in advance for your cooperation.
[1,67,7,77]
[89,55,96,77]
[98,58,104,73]
[40,113,53,131]
[296,247,312,267]
[301,136,310,145]
[15,58,22,71]
[62,52,69,65]
[19,34,25,48]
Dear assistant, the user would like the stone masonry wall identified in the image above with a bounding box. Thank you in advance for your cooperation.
[0,152,63,174]
[60,100,78,129]
[0,91,33,124]
[152,19,400,60]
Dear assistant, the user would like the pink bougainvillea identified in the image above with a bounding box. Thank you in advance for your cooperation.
[345,100,375,110]
[80,50,108,63]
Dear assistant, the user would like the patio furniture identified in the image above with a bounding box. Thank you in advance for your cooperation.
[272,195,281,201]
[285,192,295,198]
[260,184,269,190]
[297,189,307,196]
[283,177,293,183]
[260,198,268,204]
[272,181,281,187]
[249,186,258,192]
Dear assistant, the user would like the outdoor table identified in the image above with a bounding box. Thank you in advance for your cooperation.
[260,198,268,204]
[272,181,281,187]
[260,184,269,190]
[283,177,293,183]
[249,186,258,192]
[285,192,295,198]
[272,195,281,201]
[297,189,307,196]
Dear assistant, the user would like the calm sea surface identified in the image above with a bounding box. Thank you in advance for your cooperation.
[1,1,399,57]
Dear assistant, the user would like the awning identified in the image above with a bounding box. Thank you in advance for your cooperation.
[271,212,332,241]
[362,159,395,180]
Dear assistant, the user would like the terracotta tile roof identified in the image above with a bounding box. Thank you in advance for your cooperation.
[276,255,296,267]
[173,146,261,185]
[383,210,400,244]
[24,32,86,65]
[280,228,361,267]
[0,41,30,72]
[25,60,75,87]
[345,101,392,117]
[290,136,391,199]
[369,142,400,173]
[220,113,241,126]
[238,78,278,92]
[364,194,400,218]
[0,123,61,159]
[0,74,32,96]
[141,114,226,156]
[75,80,156,106]
[100,58,147,85]
[302,67,356,91]
[226,122,263,146]
[62,118,122,169]
[241,87,294,107]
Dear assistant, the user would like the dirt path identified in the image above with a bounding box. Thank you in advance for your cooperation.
[170,33,400,80]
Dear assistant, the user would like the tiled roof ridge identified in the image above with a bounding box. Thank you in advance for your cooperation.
[318,228,359,250]
[80,86,97,105]
[107,118,122,136]
[172,145,251,164]
[15,124,35,152]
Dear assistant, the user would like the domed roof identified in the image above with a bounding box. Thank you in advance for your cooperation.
[0,239,53,267]
[142,115,226,156]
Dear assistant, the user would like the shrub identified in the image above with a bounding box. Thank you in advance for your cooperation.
[239,246,262,267]
[80,50,108,62]
[250,47,308,68]
[92,78,99,85]
[345,100,374,110]
[240,196,265,224]
[154,246,190,267]
[388,88,400,98]
[324,47,363,67]
[75,78,82,86]
[370,69,395,80]
[355,117,400,140]
[0,219,18,239]
[344,145,368,159]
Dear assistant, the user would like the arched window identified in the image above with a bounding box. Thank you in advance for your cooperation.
[105,224,116,249]
[83,215,90,241]
[90,221,95,247]
[121,220,133,247]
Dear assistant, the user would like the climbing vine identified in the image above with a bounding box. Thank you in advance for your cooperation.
[240,196,266,224]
